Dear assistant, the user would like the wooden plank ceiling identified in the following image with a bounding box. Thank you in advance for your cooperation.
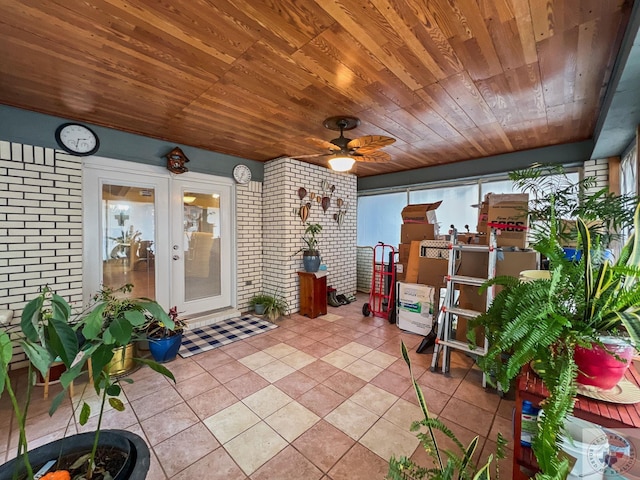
[0,0,632,177]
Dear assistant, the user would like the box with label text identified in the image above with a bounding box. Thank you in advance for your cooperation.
[397,282,436,336]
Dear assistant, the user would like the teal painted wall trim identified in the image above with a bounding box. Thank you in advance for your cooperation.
[357,140,594,192]
[0,105,264,181]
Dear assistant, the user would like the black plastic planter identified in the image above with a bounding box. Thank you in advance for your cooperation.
[0,430,150,480]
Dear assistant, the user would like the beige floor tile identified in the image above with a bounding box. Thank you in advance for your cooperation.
[324,400,379,440]
[339,341,373,357]
[265,401,320,442]
[349,383,398,416]
[254,359,296,382]
[203,401,260,443]
[280,350,316,369]
[224,422,288,475]
[343,358,384,382]
[242,385,293,418]
[361,349,397,369]
[321,350,358,369]
[360,417,420,462]
[237,351,276,370]
[263,342,298,359]
[383,398,425,431]
[321,313,342,322]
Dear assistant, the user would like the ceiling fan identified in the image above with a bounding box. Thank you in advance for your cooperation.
[291,116,396,172]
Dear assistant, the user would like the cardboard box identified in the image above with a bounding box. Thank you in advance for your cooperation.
[456,284,486,344]
[401,201,442,224]
[405,241,422,283]
[454,251,538,344]
[397,282,437,335]
[401,223,435,243]
[559,219,578,247]
[485,194,529,248]
[418,257,450,287]
[398,243,411,264]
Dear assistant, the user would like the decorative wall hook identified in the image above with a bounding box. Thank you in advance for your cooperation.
[166,147,190,174]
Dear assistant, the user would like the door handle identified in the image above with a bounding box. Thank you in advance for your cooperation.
[173,255,180,260]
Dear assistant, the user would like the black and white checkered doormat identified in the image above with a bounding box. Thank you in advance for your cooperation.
[179,316,278,358]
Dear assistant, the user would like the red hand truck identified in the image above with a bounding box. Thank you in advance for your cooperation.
[362,242,397,323]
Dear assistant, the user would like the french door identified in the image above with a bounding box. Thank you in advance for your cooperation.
[83,158,234,315]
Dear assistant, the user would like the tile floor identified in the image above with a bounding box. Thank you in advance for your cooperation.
[1,294,515,479]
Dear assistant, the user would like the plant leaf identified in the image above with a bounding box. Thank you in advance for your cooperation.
[123,310,147,327]
[20,293,44,342]
[21,341,53,378]
[79,401,91,425]
[47,316,79,367]
[0,331,12,395]
[108,317,133,346]
[108,397,125,412]
[82,304,106,340]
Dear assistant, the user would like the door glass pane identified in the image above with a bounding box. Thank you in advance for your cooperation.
[183,192,221,301]
[102,184,155,299]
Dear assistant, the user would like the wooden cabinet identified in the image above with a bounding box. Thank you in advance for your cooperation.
[513,364,640,480]
[298,271,327,318]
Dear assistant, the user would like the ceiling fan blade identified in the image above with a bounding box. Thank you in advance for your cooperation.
[306,137,341,151]
[347,135,396,151]
[353,151,391,163]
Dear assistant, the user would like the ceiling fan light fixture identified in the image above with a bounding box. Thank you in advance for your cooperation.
[328,155,355,172]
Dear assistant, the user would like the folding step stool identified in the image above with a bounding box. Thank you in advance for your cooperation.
[430,228,498,387]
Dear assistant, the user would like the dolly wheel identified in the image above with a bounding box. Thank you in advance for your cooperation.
[362,303,371,316]
[388,307,396,324]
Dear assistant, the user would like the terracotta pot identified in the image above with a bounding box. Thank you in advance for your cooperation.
[574,337,635,390]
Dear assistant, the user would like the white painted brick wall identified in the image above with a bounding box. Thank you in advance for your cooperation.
[263,158,357,313]
[583,159,609,194]
[0,140,84,369]
[356,246,374,292]
[236,180,264,311]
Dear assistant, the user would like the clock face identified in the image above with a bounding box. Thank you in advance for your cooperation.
[233,164,252,184]
[55,123,100,156]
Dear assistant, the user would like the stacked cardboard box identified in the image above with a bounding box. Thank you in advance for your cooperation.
[397,202,441,283]
[477,193,529,248]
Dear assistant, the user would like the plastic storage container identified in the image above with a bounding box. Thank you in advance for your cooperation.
[521,400,540,447]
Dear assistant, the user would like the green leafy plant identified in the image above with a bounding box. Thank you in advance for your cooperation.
[294,222,322,255]
[509,164,638,248]
[468,201,640,480]
[388,342,506,480]
[147,306,187,339]
[1,284,176,479]
[248,294,273,309]
[260,291,290,322]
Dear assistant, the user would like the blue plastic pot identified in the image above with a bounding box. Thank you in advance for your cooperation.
[148,333,182,363]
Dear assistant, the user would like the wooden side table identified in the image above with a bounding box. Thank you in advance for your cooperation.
[513,363,640,480]
[297,271,327,318]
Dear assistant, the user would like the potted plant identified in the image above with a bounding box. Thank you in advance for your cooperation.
[0,285,175,480]
[294,222,322,272]
[468,201,640,480]
[261,291,290,322]
[147,306,187,363]
[248,294,272,315]
[387,342,506,479]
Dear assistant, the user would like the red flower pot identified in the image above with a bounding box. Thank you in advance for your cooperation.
[575,337,635,390]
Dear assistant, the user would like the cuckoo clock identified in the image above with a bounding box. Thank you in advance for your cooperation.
[166,147,190,174]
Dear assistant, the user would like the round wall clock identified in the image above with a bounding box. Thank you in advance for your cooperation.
[55,122,100,156]
[233,164,252,184]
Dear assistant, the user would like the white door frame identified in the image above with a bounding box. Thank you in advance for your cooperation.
[82,156,237,312]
